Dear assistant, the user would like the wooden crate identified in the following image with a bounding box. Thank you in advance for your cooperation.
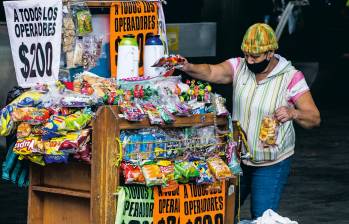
[28,106,236,224]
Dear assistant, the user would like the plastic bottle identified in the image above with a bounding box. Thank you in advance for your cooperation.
[144,34,164,77]
[117,34,139,80]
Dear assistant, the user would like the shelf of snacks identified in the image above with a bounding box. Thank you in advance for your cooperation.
[0,70,237,224]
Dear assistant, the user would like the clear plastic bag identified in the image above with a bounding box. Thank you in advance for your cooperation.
[259,115,279,147]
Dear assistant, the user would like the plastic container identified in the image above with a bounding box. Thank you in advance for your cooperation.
[117,34,139,80]
[144,34,164,77]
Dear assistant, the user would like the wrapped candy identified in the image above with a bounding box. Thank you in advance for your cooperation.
[157,106,176,124]
[142,103,163,125]
[120,102,145,122]
[259,115,279,146]
[121,162,145,185]
[142,162,163,186]
[207,157,233,180]
[152,55,185,70]
[211,94,229,116]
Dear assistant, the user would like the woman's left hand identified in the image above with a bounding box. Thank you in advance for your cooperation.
[275,106,297,123]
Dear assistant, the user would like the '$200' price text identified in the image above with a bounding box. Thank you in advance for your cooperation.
[19,42,53,81]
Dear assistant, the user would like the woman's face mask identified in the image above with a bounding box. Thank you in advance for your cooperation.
[246,58,270,74]
[244,52,271,74]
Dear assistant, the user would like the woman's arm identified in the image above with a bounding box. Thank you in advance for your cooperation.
[180,59,234,84]
[275,91,321,129]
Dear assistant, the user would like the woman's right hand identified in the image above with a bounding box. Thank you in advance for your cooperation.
[176,55,190,72]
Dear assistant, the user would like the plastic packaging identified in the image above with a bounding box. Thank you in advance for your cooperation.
[195,161,214,185]
[259,115,279,146]
[71,2,93,36]
[207,157,233,180]
[121,162,145,185]
[142,162,163,186]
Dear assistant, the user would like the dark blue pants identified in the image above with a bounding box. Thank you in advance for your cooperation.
[235,156,292,220]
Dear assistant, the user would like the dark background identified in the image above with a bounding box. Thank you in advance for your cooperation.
[0,0,349,223]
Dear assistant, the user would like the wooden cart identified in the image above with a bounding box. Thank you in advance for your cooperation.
[27,106,236,224]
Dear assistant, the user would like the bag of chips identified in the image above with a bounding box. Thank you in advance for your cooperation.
[195,161,214,185]
[121,162,145,185]
[207,157,233,180]
[142,162,163,186]
[158,160,178,191]
[259,115,279,147]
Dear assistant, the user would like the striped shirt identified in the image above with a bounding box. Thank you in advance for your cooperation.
[228,55,309,166]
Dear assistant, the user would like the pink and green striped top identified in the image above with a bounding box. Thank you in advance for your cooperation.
[228,54,309,166]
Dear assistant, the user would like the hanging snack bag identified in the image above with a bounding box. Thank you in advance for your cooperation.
[158,160,178,192]
[71,2,93,36]
[140,131,155,160]
[207,157,233,180]
[121,162,145,185]
[195,161,214,185]
[175,161,200,180]
[142,162,163,186]
[259,115,279,147]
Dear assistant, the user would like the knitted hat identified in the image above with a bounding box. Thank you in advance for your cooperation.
[241,23,278,54]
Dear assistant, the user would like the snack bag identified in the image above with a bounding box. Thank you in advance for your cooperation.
[207,157,233,180]
[195,161,214,185]
[13,137,44,155]
[174,161,200,180]
[140,132,155,160]
[259,115,279,147]
[71,2,93,36]
[121,162,145,185]
[17,123,32,138]
[65,111,92,131]
[44,154,69,164]
[158,160,178,192]
[142,162,163,186]
[12,107,50,125]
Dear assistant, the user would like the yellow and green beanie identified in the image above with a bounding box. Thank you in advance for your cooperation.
[241,23,278,54]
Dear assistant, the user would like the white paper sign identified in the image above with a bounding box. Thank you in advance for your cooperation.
[4,0,62,88]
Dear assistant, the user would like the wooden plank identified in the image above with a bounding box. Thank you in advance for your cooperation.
[28,164,44,224]
[42,194,90,224]
[119,113,227,130]
[42,163,91,192]
[32,186,91,199]
[225,178,237,224]
[91,106,119,224]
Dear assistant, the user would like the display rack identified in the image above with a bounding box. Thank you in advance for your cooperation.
[27,106,236,224]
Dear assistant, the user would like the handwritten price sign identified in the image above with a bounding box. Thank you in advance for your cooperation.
[4,0,62,88]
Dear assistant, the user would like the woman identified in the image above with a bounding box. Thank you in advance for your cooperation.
[180,23,321,220]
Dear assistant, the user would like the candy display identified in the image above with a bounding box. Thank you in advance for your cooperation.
[259,115,279,146]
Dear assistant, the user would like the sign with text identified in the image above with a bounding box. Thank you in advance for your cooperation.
[115,186,154,224]
[4,0,62,88]
[110,1,159,78]
[153,187,181,224]
[153,183,226,224]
